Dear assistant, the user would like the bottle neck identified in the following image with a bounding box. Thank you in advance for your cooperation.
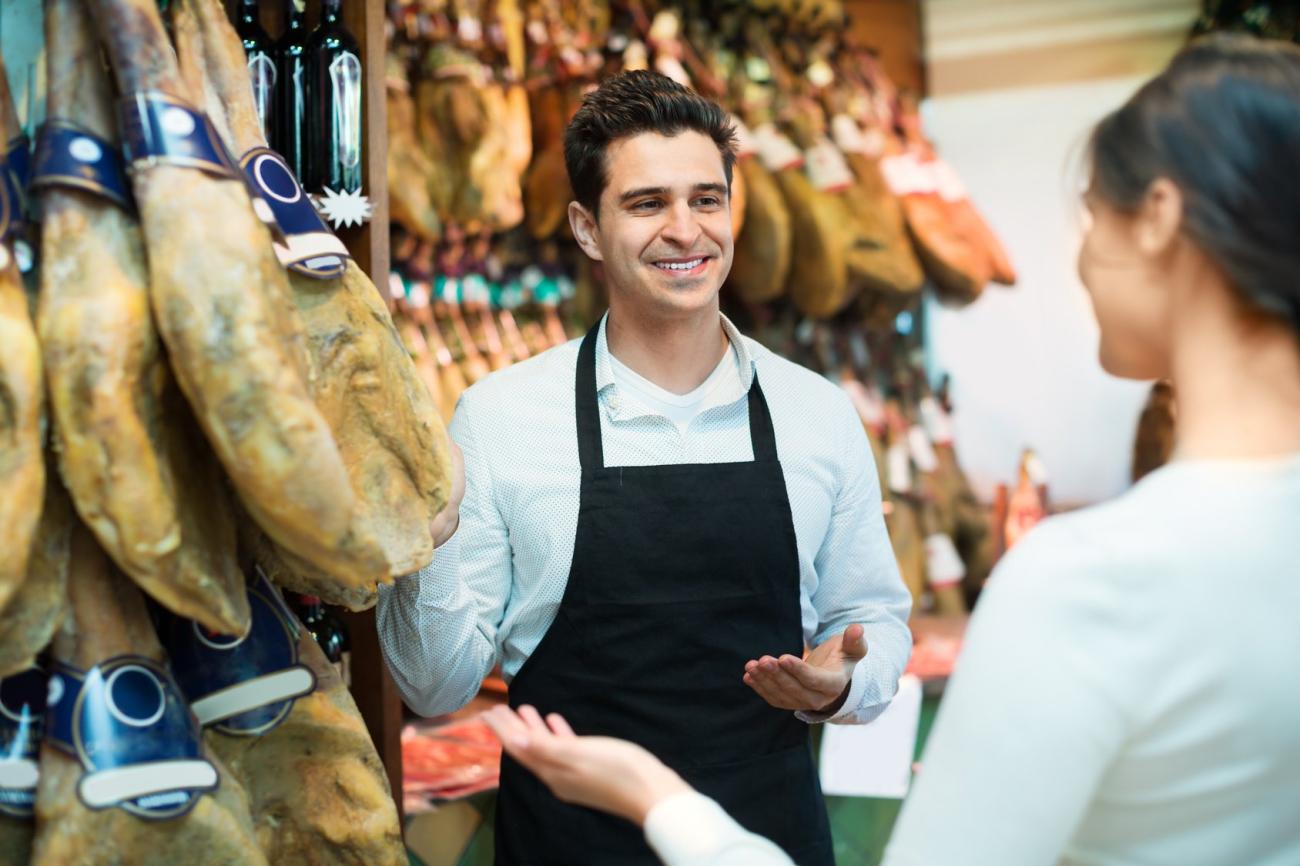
[321,0,343,23]
[239,0,260,24]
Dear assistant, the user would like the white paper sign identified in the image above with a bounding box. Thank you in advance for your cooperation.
[819,674,923,799]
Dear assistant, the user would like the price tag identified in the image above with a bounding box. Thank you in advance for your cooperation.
[919,396,954,445]
[880,153,937,197]
[908,425,940,472]
[831,114,869,155]
[924,533,967,586]
[730,115,759,159]
[929,159,969,203]
[887,442,912,494]
[804,137,855,193]
[753,123,803,173]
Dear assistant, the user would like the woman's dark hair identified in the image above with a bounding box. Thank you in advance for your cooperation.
[564,70,737,217]
[1089,33,1300,330]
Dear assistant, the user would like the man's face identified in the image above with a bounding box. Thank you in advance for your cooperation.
[570,131,734,321]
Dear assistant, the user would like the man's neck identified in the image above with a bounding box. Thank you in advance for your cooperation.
[605,303,731,395]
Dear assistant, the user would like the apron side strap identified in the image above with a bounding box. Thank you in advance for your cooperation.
[747,375,779,463]
[575,321,605,471]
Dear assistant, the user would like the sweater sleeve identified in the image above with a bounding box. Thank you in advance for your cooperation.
[883,523,1132,866]
[644,792,794,866]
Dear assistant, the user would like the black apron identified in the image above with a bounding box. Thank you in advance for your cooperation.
[495,324,835,866]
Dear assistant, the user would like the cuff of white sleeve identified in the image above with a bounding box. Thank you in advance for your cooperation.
[644,792,745,865]
[795,641,898,725]
[795,659,869,724]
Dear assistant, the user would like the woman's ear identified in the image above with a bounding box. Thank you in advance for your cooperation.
[1134,177,1185,258]
[568,201,604,262]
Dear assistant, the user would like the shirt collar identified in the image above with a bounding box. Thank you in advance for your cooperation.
[594,311,757,403]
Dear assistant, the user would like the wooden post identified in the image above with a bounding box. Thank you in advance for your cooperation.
[338,0,389,292]
[336,0,402,816]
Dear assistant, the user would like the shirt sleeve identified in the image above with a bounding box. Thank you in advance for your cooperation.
[644,792,794,866]
[800,400,913,726]
[376,394,513,717]
[882,525,1131,866]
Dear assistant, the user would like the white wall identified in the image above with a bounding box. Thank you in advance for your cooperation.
[921,76,1155,506]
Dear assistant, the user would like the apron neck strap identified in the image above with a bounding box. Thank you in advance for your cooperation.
[575,321,779,470]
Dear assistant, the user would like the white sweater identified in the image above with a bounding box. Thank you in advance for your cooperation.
[643,453,1300,866]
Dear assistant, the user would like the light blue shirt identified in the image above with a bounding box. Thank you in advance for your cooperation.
[378,313,912,724]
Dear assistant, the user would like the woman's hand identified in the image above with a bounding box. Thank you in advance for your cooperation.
[483,705,691,826]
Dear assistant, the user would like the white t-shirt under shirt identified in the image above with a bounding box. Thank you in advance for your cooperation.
[642,452,1300,866]
[608,349,737,435]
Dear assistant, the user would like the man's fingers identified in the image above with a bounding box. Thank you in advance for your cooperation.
[779,655,842,694]
[841,624,868,662]
[745,662,822,709]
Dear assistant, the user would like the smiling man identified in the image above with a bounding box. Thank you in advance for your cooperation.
[378,71,912,866]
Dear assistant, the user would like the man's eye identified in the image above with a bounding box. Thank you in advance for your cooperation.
[694,197,721,208]
[632,199,663,211]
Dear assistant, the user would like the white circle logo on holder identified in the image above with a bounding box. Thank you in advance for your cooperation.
[252,153,303,204]
[70,136,103,164]
[104,665,168,728]
[161,107,196,137]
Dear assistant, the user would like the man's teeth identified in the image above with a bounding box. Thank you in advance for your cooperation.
[656,258,705,271]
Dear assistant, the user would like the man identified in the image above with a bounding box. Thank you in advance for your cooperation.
[379,70,912,866]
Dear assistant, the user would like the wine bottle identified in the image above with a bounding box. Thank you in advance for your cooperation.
[306,0,364,196]
[297,595,352,687]
[235,0,277,142]
[275,0,311,179]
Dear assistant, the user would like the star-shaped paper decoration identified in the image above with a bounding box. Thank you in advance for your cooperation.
[314,186,374,229]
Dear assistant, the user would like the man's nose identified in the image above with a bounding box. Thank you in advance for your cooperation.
[659,201,702,248]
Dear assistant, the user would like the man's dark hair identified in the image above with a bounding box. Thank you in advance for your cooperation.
[1088,33,1300,332]
[564,70,737,218]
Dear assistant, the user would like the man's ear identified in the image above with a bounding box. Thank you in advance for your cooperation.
[568,201,604,262]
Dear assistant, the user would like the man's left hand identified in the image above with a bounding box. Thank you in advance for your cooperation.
[743,624,867,715]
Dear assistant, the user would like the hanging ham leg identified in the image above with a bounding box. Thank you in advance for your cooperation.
[85,0,388,588]
[0,459,73,679]
[0,52,43,618]
[37,0,248,635]
[28,525,267,866]
[205,615,405,866]
[176,0,452,582]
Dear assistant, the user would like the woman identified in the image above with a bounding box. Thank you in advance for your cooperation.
[484,32,1300,866]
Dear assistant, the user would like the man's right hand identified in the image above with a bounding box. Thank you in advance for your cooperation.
[429,441,465,549]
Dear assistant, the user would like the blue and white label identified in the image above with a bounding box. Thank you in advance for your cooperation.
[239,147,348,279]
[45,656,217,820]
[119,91,237,179]
[0,667,46,818]
[32,121,134,212]
[155,568,315,738]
